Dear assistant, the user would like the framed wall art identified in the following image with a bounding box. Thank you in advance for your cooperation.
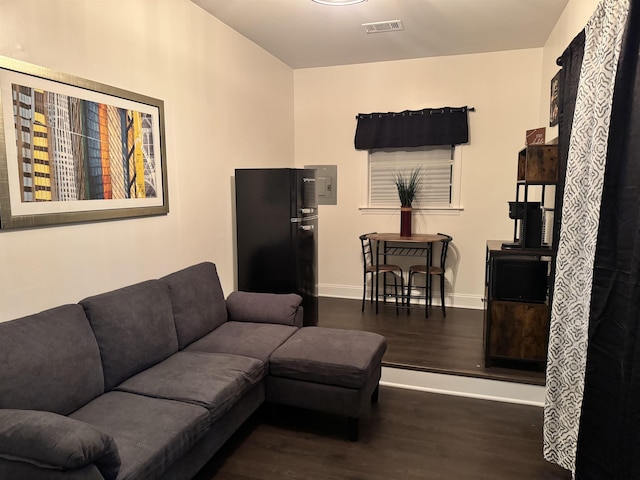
[0,56,168,230]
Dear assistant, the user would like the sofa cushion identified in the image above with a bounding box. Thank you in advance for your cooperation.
[269,327,387,389]
[80,280,179,391]
[226,291,303,327]
[186,321,298,363]
[70,391,209,480]
[0,409,120,480]
[0,304,104,414]
[114,351,264,423]
[161,262,228,349]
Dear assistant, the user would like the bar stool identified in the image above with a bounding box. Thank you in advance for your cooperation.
[359,233,404,315]
[407,233,453,317]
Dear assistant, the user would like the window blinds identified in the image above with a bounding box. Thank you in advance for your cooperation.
[369,146,454,207]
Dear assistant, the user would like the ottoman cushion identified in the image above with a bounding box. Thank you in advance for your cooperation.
[269,327,387,389]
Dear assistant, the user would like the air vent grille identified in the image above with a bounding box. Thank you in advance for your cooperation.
[362,20,404,34]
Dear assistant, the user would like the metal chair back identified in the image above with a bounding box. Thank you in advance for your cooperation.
[436,233,453,270]
[359,233,376,268]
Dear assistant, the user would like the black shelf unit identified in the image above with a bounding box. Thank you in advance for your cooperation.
[483,144,559,370]
[505,145,558,250]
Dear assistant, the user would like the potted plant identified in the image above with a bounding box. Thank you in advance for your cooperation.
[394,167,421,237]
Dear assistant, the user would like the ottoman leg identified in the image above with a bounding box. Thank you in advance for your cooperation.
[347,417,359,442]
[371,385,380,404]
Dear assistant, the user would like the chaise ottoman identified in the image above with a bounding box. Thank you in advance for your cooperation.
[266,327,387,441]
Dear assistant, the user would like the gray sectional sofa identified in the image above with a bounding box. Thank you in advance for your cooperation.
[0,262,386,480]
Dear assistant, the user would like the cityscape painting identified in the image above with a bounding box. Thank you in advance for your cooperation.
[0,56,168,229]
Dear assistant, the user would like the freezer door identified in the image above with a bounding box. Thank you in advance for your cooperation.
[293,169,317,217]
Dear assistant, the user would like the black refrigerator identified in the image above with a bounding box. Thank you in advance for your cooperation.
[235,168,318,326]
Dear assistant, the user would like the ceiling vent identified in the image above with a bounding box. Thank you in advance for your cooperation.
[362,20,404,34]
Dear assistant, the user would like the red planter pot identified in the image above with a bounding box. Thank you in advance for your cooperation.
[400,207,412,237]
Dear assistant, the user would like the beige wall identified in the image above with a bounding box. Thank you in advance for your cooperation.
[294,49,545,307]
[294,0,599,307]
[0,0,294,322]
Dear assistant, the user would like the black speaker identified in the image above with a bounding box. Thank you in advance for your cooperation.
[492,258,548,303]
[508,201,541,219]
[508,202,543,248]
[521,208,543,248]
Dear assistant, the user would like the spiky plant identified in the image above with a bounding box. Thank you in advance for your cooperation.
[394,167,422,207]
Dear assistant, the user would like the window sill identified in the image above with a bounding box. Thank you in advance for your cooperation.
[359,206,464,215]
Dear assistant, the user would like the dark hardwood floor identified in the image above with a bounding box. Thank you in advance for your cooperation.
[194,387,570,480]
[317,296,546,386]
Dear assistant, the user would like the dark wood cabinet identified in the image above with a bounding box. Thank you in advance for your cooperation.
[517,145,558,184]
[484,144,558,370]
[489,301,548,361]
[484,241,551,370]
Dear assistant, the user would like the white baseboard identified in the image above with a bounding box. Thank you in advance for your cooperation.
[319,283,484,310]
[380,367,545,407]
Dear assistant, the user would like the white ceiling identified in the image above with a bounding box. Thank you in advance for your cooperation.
[191,0,570,69]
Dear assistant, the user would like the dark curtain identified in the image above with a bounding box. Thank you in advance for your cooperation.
[547,30,585,339]
[552,30,585,255]
[576,0,640,477]
[354,106,469,150]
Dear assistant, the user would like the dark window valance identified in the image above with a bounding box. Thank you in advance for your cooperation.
[354,106,470,150]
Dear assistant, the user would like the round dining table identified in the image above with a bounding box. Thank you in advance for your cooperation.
[365,233,449,316]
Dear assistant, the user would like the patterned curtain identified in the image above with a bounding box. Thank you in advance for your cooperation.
[544,0,630,474]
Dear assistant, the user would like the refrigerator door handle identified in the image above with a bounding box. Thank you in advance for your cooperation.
[290,215,318,223]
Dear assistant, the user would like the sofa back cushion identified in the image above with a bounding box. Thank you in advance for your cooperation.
[0,304,104,415]
[80,280,179,391]
[161,262,228,349]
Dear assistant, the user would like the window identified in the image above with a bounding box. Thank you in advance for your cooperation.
[365,145,462,209]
